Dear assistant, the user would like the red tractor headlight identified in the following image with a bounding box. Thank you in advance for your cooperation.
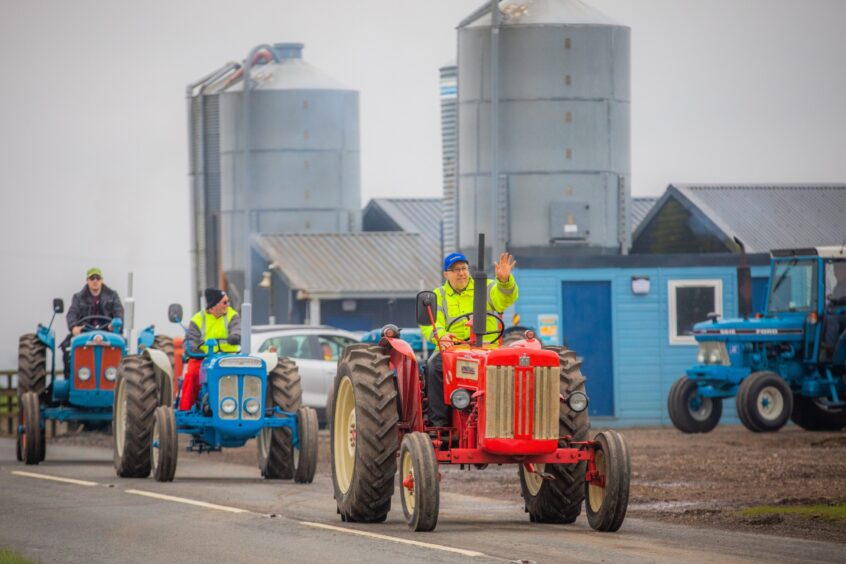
[450,388,472,410]
[567,391,589,413]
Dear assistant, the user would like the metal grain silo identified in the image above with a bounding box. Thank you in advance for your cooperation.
[216,43,361,297]
[456,0,631,256]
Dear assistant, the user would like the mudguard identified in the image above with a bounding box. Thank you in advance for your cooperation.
[257,352,278,373]
[144,347,173,381]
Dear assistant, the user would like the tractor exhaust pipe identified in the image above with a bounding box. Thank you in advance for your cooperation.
[473,234,487,347]
[735,236,753,319]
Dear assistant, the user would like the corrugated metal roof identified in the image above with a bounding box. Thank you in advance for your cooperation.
[366,198,442,246]
[254,233,440,299]
[666,184,846,253]
[631,197,658,232]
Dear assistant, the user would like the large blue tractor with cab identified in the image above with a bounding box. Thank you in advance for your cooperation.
[112,303,318,482]
[669,246,846,433]
[16,298,171,464]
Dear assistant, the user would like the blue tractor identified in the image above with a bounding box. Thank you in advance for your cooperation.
[16,298,169,464]
[112,303,318,482]
[669,246,846,433]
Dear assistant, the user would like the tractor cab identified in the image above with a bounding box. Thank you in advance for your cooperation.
[670,246,846,434]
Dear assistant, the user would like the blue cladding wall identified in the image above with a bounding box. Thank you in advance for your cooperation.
[514,264,770,427]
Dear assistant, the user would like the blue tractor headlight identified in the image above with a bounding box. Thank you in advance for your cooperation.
[708,349,721,364]
[243,397,260,415]
[450,388,472,410]
[104,367,117,381]
[78,367,92,381]
[697,349,706,364]
[567,391,589,413]
[220,397,237,415]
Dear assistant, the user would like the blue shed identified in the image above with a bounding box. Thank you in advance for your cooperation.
[511,183,846,426]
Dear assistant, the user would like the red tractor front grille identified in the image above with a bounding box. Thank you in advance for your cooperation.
[485,365,559,440]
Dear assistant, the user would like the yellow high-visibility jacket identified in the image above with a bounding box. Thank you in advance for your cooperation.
[420,275,518,344]
[187,307,240,354]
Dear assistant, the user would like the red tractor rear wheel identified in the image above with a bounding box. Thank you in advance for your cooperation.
[519,346,590,523]
[331,344,399,523]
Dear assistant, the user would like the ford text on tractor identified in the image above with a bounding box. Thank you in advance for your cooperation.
[113,303,318,482]
[669,245,846,433]
[330,235,631,532]
[16,298,169,464]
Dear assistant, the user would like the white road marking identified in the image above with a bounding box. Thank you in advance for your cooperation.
[12,470,98,487]
[299,521,488,558]
[125,489,249,514]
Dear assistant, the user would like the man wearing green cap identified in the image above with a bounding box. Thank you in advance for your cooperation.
[61,267,125,374]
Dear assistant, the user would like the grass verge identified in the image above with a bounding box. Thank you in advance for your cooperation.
[740,503,846,522]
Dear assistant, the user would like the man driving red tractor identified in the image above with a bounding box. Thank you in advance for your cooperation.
[421,251,518,427]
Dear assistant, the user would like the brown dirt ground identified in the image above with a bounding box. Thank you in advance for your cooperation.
[29,424,846,544]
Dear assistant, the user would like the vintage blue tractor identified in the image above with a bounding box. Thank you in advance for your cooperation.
[16,298,169,464]
[669,246,846,433]
[112,303,318,482]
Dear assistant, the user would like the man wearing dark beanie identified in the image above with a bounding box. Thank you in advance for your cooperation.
[179,288,241,411]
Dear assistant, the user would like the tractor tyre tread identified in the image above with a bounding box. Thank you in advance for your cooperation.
[294,406,319,483]
[151,335,175,368]
[790,393,846,431]
[18,334,47,397]
[20,391,42,465]
[113,354,159,478]
[668,376,722,433]
[586,430,631,532]
[152,406,178,482]
[260,357,302,479]
[400,431,440,532]
[736,371,792,433]
[519,346,590,524]
[332,344,399,523]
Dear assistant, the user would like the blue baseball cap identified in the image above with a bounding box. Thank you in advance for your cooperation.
[443,252,469,272]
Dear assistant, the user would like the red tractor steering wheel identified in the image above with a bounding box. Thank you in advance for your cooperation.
[445,312,505,344]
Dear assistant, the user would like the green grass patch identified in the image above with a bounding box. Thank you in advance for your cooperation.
[741,503,846,522]
[0,548,36,564]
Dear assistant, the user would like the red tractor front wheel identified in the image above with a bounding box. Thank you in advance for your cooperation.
[399,432,439,532]
[585,430,631,532]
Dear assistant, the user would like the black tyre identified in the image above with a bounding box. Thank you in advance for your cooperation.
[294,406,319,484]
[736,371,792,432]
[113,355,158,477]
[790,393,846,431]
[257,358,302,479]
[502,326,530,346]
[585,430,631,532]
[667,376,722,433]
[152,406,178,482]
[151,335,175,367]
[519,346,590,524]
[38,423,46,462]
[399,431,440,532]
[332,344,399,523]
[19,391,42,465]
[18,334,47,396]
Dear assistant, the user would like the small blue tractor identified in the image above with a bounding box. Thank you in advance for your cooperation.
[112,303,318,482]
[669,246,846,433]
[16,298,169,464]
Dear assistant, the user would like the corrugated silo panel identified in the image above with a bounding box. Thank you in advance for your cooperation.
[456,4,630,253]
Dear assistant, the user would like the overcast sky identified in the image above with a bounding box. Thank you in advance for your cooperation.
[1,0,845,367]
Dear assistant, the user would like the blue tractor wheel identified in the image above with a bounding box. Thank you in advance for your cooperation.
[113,355,158,478]
[152,406,178,482]
[736,371,792,433]
[17,334,47,396]
[293,406,319,484]
[790,393,846,431]
[19,392,42,465]
[668,376,722,433]
[257,358,302,480]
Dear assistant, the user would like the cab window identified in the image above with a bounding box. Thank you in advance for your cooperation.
[768,260,817,313]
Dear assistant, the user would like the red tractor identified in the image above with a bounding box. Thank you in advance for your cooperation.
[330,236,631,532]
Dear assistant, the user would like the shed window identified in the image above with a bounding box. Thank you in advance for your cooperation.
[668,279,723,345]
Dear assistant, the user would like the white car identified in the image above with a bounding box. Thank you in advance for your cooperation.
[250,325,359,423]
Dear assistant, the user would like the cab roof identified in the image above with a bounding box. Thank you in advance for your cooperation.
[771,246,846,259]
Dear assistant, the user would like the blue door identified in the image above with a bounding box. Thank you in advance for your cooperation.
[561,282,614,416]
